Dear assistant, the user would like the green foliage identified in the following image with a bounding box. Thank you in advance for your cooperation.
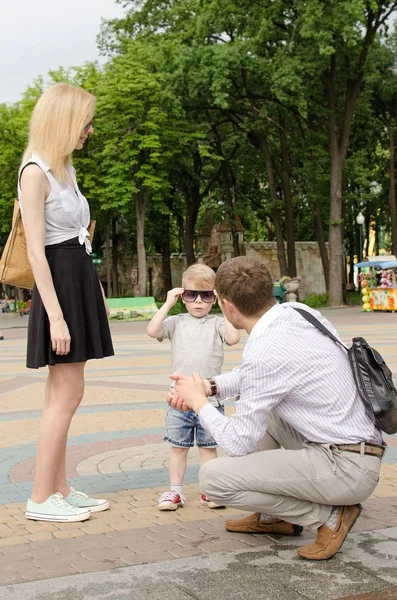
[301,293,330,308]
[156,299,186,315]
[2,0,397,304]
[346,291,362,306]
[0,80,43,247]
[301,291,362,308]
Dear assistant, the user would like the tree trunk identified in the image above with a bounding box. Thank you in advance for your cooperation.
[347,207,355,284]
[265,216,274,241]
[386,114,397,256]
[111,218,118,297]
[325,17,379,305]
[327,55,344,306]
[184,182,200,265]
[183,148,205,265]
[135,191,148,297]
[279,128,296,277]
[161,213,172,296]
[105,219,112,298]
[252,131,288,275]
[312,202,330,291]
[221,165,240,257]
[211,123,240,257]
[328,154,344,305]
[176,213,185,254]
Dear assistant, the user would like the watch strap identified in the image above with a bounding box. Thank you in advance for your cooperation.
[208,378,218,397]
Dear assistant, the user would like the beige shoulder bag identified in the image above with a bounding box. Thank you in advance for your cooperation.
[0,200,34,290]
[0,201,96,290]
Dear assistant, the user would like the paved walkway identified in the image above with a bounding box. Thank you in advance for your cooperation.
[0,307,396,599]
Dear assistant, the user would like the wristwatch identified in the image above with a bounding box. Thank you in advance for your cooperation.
[207,378,218,397]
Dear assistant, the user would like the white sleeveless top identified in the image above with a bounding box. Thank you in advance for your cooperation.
[18,154,92,254]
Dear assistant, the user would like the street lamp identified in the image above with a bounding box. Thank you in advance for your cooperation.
[356,211,365,264]
[370,181,381,195]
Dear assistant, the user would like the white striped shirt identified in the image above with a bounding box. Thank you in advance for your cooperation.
[199,302,383,456]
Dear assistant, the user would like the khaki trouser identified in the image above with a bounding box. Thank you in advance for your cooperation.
[199,412,381,530]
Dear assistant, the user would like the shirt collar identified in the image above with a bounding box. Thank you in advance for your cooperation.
[247,302,285,343]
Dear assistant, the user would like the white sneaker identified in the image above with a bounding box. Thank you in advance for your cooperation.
[200,493,225,509]
[64,488,110,513]
[158,490,186,511]
[25,493,91,522]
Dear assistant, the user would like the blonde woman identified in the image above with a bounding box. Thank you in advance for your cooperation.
[19,83,114,523]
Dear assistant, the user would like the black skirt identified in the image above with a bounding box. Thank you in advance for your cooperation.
[27,237,114,369]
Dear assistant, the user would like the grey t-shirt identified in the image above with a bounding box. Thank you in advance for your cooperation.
[159,313,226,405]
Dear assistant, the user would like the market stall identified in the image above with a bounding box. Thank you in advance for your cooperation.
[356,258,397,312]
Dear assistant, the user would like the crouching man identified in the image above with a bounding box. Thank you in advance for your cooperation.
[169,257,384,561]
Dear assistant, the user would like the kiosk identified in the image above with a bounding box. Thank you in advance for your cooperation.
[356,257,397,312]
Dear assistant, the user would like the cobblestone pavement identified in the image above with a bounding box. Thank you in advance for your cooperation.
[0,307,396,599]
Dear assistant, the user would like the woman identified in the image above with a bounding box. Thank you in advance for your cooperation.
[19,83,114,523]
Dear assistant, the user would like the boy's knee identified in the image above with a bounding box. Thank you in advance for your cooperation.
[171,446,189,455]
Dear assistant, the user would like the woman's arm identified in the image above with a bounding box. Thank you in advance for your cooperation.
[99,283,110,317]
[21,165,71,355]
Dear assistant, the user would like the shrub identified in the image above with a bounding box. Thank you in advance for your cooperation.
[301,293,329,308]
[155,299,185,315]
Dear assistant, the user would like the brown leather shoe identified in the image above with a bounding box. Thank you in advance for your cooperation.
[296,504,362,561]
[225,512,303,536]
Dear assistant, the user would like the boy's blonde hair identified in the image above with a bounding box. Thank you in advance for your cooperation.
[22,83,95,181]
[182,263,216,289]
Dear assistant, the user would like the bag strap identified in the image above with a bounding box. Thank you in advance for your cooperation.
[292,307,348,351]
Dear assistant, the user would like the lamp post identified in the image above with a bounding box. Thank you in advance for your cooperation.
[356,211,365,263]
[356,212,365,291]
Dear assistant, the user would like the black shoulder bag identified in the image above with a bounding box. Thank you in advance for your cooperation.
[293,307,397,435]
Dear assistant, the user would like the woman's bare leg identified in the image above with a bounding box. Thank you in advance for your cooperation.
[31,362,85,503]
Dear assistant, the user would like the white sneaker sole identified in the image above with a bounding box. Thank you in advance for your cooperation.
[25,510,91,523]
[200,499,225,509]
[85,500,110,513]
[158,503,184,511]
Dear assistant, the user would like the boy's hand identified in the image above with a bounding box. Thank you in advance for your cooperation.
[214,289,222,310]
[165,287,184,307]
[169,372,209,414]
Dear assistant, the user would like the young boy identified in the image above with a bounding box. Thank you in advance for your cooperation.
[146,263,240,510]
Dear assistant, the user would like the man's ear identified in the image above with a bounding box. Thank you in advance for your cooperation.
[220,297,234,314]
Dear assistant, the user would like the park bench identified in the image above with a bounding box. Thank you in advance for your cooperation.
[106,297,158,321]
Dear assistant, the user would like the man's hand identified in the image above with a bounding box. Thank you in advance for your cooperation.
[168,372,209,414]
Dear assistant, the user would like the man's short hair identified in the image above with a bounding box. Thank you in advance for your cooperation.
[182,263,216,289]
[215,257,275,316]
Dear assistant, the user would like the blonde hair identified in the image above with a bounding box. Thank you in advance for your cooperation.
[22,83,95,180]
[182,263,216,289]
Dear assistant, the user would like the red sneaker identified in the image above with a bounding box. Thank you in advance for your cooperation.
[158,491,186,511]
[200,494,225,509]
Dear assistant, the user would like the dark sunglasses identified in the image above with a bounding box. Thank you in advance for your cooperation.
[84,120,94,133]
[182,290,216,303]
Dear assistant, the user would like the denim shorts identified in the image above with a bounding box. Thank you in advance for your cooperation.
[164,405,224,448]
